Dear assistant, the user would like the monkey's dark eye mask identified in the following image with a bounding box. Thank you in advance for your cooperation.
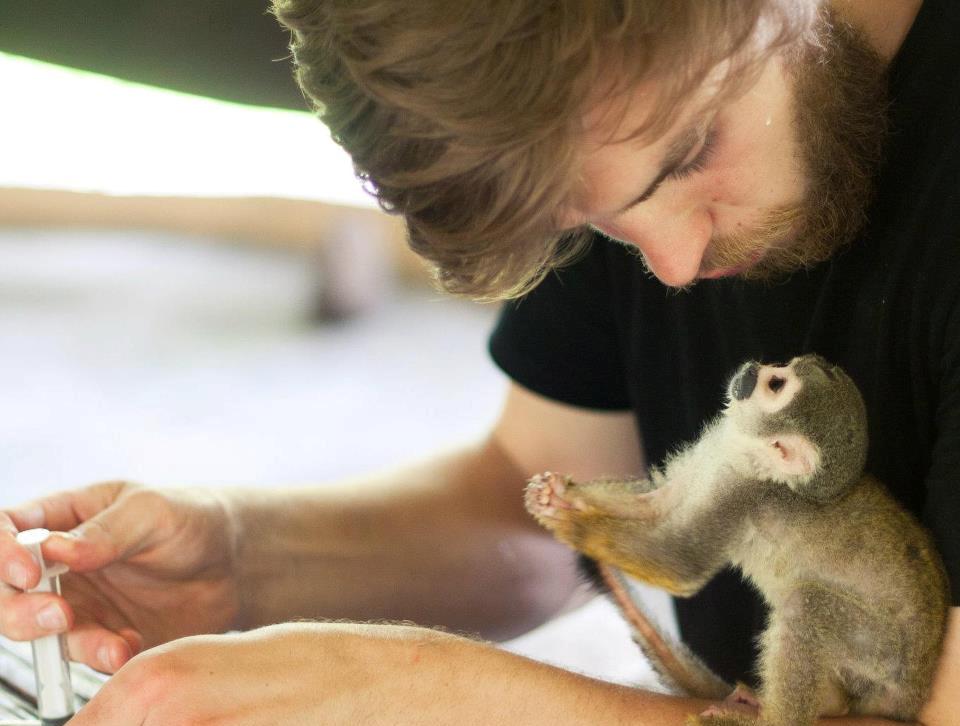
[731,363,759,400]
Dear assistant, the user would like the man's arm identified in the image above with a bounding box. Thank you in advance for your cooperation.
[0,380,644,670]
[918,606,960,726]
[66,618,943,726]
[228,380,646,639]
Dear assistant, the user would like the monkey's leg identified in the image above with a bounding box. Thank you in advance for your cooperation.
[525,472,724,597]
[754,583,858,726]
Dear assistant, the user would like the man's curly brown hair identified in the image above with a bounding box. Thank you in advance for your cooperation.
[272,1,811,300]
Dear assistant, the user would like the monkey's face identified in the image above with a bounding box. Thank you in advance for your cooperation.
[725,355,868,501]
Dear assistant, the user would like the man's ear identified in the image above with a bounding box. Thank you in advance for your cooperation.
[765,433,820,478]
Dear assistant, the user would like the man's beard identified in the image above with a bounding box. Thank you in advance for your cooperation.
[699,9,890,281]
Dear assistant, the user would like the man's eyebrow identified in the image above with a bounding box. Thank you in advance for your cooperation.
[613,122,703,214]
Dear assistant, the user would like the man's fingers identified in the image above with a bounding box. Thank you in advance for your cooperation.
[15,483,156,574]
[4,493,86,535]
[44,510,147,573]
[0,582,143,671]
[0,587,73,641]
[66,622,140,674]
[4,501,46,531]
[117,626,145,659]
[4,480,131,537]
[23,481,129,534]
[1,493,87,589]
[41,527,117,574]
[1,482,133,586]
[0,514,40,590]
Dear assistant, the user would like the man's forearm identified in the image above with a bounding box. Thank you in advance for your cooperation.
[376,632,917,726]
[223,436,583,638]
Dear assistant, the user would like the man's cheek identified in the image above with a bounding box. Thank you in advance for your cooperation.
[710,158,803,213]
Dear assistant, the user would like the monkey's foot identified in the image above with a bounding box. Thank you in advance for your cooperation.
[691,685,761,726]
[685,713,757,726]
[711,683,761,715]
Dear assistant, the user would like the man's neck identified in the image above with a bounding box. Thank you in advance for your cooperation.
[831,0,923,61]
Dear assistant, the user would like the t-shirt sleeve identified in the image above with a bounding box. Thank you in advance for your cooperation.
[488,239,631,410]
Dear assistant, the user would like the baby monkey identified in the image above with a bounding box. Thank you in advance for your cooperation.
[525,355,949,726]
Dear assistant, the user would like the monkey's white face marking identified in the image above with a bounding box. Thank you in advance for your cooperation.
[722,359,822,485]
[754,364,801,414]
[725,361,802,429]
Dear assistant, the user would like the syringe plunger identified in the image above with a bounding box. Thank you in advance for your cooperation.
[15,529,75,725]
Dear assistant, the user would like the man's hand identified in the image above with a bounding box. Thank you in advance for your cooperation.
[66,622,709,725]
[0,481,239,672]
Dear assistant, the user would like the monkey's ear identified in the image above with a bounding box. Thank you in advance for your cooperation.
[766,433,820,479]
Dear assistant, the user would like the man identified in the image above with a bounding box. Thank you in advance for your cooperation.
[0,0,956,723]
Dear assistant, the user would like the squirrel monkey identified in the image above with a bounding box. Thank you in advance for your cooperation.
[525,355,949,726]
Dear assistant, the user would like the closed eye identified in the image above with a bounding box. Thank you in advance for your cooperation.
[666,125,719,182]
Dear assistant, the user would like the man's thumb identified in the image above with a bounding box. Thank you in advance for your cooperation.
[44,501,152,572]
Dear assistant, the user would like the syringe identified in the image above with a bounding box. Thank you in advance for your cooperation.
[15,529,75,726]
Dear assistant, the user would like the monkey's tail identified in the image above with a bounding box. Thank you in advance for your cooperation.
[594,561,732,699]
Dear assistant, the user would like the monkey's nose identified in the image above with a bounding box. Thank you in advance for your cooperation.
[732,363,759,400]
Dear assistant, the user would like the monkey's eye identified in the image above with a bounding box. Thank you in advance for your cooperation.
[768,376,786,393]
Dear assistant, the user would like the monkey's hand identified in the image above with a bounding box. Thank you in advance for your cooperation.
[524,470,656,556]
[524,471,659,528]
[524,471,578,517]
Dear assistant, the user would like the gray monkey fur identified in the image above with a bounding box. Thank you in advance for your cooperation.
[525,354,949,726]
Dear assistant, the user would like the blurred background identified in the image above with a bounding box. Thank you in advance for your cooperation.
[0,1,667,690]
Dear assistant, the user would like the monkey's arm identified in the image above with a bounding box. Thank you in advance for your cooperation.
[526,470,733,597]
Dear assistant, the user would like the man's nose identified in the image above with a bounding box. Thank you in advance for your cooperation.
[596,206,714,287]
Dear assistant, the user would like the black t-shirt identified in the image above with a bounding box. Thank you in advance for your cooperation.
[489,0,960,686]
